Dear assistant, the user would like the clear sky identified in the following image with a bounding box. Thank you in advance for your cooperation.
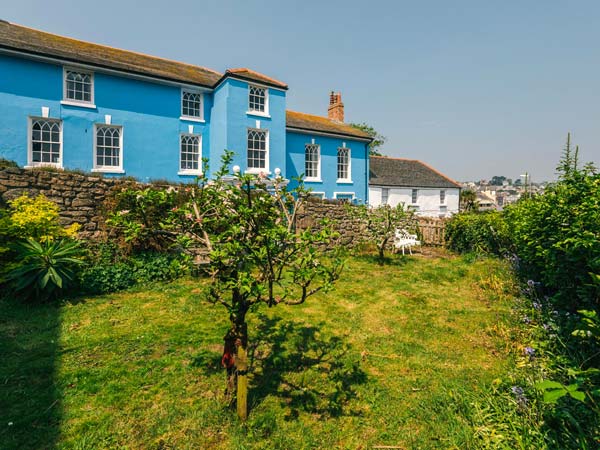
[4,0,599,182]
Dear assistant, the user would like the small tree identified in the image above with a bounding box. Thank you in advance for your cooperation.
[177,152,344,420]
[350,203,414,264]
[103,153,345,419]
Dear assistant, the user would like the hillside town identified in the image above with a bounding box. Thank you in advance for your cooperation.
[460,174,549,211]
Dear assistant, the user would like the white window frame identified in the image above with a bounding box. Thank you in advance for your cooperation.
[411,189,418,204]
[309,191,326,199]
[180,89,204,122]
[440,189,446,205]
[61,67,95,108]
[304,143,321,182]
[247,84,270,117]
[336,147,352,183]
[333,192,355,201]
[26,117,63,168]
[178,133,203,175]
[246,128,270,174]
[93,124,124,173]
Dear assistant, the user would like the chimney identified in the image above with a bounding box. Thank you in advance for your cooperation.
[327,91,344,122]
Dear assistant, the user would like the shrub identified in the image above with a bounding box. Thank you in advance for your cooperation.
[0,194,79,242]
[503,171,600,311]
[3,238,84,302]
[445,211,510,255]
[77,242,192,295]
[104,186,187,254]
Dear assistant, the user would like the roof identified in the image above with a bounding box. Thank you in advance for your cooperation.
[369,156,461,189]
[286,110,372,141]
[0,21,286,89]
[223,68,288,89]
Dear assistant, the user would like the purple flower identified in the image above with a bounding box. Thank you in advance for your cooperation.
[524,346,535,357]
[522,315,531,324]
[527,280,535,288]
[533,302,542,310]
[511,386,524,396]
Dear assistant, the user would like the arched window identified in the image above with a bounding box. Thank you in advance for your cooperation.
[247,129,267,170]
[95,126,122,169]
[337,147,350,181]
[182,91,202,118]
[64,70,93,103]
[180,135,201,173]
[30,119,61,166]
[304,144,320,180]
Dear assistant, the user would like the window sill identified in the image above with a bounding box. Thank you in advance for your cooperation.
[245,168,271,175]
[179,116,205,123]
[336,179,353,184]
[304,178,322,183]
[61,100,97,109]
[246,111,271,119]
[178,171,203,176]
[92,168,125,174]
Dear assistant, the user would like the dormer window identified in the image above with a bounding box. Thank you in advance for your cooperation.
[181,90,203,121]
[248,85,268,115]
[63,68,94,105]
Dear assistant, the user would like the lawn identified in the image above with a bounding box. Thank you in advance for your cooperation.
[0,251,521,449]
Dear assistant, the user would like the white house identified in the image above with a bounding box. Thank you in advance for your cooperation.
[368,156,461,218]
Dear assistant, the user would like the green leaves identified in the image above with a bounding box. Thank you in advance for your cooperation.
[3,238,84,302]
[535,380,586,404]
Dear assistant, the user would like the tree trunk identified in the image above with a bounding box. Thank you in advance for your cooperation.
[222,291,249,420]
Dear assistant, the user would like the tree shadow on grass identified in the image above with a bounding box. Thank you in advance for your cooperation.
[0,297,61,450]
[353,252,413,267]
[247,314,367,419]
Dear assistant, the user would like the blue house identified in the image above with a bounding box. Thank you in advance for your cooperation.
[0,21,371,202]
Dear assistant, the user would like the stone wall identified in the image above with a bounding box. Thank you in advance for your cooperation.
[296,200,365,247]
[0,166,122,238]
[297,200,447,247]
[0,167,447,246]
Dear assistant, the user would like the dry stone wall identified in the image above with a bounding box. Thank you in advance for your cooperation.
[0,166,122,238]
[296,201,365,247]
[0,167,447,245]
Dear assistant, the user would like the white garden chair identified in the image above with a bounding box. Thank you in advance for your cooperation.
[394,229,421,255]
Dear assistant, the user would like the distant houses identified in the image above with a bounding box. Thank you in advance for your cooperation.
[368,156,461,218]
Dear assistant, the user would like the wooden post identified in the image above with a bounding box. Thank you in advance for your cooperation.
[236,342,248,421]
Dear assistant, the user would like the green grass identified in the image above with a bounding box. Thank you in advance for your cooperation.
[0,252,523,449]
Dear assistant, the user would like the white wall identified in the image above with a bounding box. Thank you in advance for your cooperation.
[368,186,460,218]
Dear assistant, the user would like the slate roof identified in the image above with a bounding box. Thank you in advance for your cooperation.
[369,156,461,189]
[0,21,287,89]
[286,110,372,141]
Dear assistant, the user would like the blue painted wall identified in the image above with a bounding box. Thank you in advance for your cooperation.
[0,52,367,202]
[286,131,369,203]
[0,53,211,182]
[209,78,286,176]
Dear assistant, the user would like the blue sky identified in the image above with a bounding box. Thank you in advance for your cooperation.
[4,0,599,181]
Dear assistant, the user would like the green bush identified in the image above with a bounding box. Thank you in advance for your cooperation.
[445,211,511,255]
[104,185,187,254]
[3,238,84,302]
[0,194,79,242]
[504,172,600,311]
[77,242,192,295]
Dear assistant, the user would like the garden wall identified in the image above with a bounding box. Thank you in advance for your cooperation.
[0,166,120,238]
[0,167,447,245]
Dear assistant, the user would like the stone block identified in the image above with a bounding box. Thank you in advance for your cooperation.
[71,198,96,207]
